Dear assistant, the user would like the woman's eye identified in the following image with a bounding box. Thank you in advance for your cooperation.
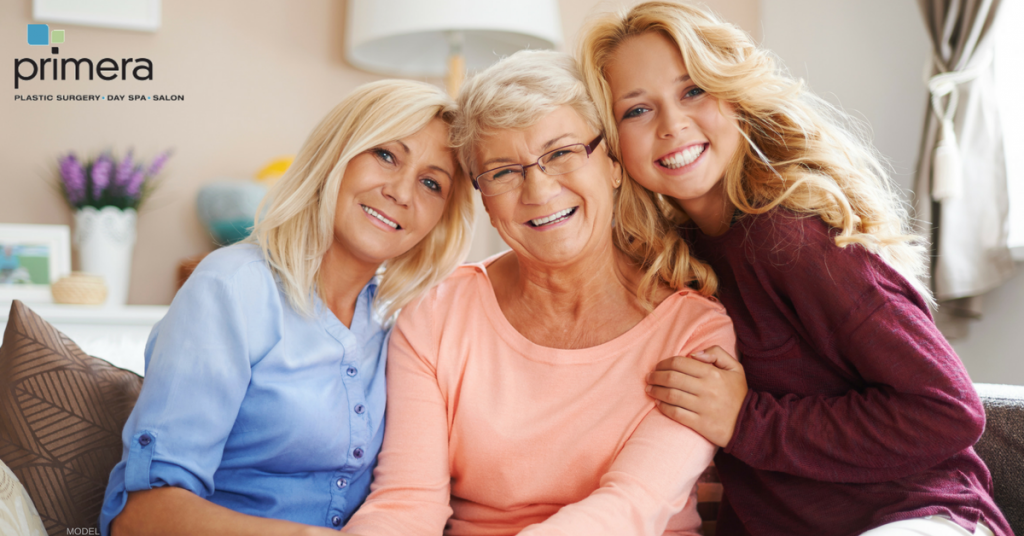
[684,87,706,99]
[374,149,396,165]
[622,106,650,120]
[420,177,442,193]
[548,149,572,160]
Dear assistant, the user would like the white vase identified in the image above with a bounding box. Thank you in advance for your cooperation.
[73,206,137,306]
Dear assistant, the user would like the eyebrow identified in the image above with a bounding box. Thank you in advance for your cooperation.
[541,133,575,151]
[615,75,692,102]
[395,140,410,155]
[427,165,453,182]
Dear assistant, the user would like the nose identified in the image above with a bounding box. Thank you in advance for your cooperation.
[657,104,690,139]
[381,171,414,206]
[519,165,560,206]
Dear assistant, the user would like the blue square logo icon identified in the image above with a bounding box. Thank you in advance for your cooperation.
[27,24,49,46]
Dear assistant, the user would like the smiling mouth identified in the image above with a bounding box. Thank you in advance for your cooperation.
[362,205,401,230]
[658,144,707,169]
[528,207,577,228]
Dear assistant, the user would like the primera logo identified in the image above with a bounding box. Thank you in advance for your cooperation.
[15,24,153,89]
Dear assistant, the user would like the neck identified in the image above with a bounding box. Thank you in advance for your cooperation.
[319,242,380,328]
[678,180,735,237]
[490,236,649,347]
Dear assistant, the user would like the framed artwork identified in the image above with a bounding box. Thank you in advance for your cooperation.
[0,224,71,303]
[33,0,161,32]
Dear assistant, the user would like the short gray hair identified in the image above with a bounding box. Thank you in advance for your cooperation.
[452,50,602,176]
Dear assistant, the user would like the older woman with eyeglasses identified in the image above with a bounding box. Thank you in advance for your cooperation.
[342,50,736,536]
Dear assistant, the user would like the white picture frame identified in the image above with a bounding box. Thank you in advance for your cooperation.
[0,224,71,304]
[33,0,161,33]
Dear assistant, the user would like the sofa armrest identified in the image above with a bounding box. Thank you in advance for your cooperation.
[973,383,1024,534]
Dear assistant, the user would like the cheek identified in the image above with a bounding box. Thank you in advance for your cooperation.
[417,197,449,232]
[616,126,648,169]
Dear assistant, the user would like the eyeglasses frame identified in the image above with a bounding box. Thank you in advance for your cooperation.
[471,134,605,195]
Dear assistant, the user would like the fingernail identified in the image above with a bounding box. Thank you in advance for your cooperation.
[645,385,652,393]
[693,351,708,358]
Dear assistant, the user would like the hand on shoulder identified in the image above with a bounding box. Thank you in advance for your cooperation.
[646,345,747,447]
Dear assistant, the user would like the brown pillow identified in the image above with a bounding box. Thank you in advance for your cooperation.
[0,300,143,536]
[696,462,722,536]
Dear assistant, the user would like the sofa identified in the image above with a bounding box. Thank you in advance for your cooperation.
[1,299,1022,536]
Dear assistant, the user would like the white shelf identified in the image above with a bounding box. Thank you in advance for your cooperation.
[1,301,168,376]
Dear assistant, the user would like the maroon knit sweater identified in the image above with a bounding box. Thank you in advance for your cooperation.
[681,209,1012,536]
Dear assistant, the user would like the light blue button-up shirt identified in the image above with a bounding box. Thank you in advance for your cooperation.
[100,244,387,534]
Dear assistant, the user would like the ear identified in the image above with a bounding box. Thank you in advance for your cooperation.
[480,195,497,227]
[609,157,622,189]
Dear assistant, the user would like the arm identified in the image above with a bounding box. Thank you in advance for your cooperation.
[723,291,984,483]
[652,220,984,484]
[341,294,453,536]
[517,317,734,536]
[101,261,304,536]
[112,488,336,536]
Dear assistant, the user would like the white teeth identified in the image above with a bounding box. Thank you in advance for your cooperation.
[362,205,399,229]
[659,144,705,169]
[530,207,575,227]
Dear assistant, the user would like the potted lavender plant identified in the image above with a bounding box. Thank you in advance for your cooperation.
[57,149,171,306]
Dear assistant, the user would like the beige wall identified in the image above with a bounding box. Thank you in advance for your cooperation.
[1,0,758,305]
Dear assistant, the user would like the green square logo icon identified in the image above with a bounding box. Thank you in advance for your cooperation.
[51,29,65,44]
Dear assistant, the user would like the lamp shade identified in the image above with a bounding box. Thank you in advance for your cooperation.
[346,0,563,76]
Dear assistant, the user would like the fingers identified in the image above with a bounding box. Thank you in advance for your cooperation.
[653,355,712,377]
[646,384,699,408]
[693,345,743,371]
[654,400,700,428]
[646,369,702,393]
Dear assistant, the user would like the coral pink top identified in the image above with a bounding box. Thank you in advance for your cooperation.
[343,256,736,536]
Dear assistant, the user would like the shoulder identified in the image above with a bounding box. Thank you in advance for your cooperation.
[737,209,928,318]
[391,263,488,362]
[179,243,280,309]
[193,243,271,281]
[734,208,837,264]
[661,289,734,337]
[399,262,487,319]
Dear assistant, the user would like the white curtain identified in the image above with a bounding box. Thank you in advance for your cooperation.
[914,0,1013,336]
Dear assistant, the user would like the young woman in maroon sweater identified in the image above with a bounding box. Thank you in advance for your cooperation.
[578,2,1012,536]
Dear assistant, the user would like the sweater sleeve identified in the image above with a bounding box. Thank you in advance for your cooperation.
[517,313,732,536]
[342,291,453,536]
[724,217,985,484]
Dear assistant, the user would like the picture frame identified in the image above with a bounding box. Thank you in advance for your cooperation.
[0,224,71,304]
[33,0,161,33]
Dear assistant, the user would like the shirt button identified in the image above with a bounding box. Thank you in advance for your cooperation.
[139,434,152,446]
[354,404,365,414]
[346,366,358,377]
[331,515,341,526]
[353,447,364,459]
[336,477,348,489]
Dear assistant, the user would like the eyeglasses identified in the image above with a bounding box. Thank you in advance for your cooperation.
[472,134,605,197]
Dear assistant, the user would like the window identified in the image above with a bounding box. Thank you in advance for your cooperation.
[994,0,1024,256]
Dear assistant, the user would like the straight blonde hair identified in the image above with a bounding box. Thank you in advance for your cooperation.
[579,1,932,304]
[249,79,474,322]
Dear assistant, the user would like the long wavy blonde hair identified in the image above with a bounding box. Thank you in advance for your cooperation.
[249,79,475,322]
[579,1,932,304]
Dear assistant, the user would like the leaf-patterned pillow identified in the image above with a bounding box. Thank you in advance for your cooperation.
[0,300,143,536]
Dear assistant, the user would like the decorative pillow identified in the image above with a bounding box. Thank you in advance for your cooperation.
[0,457,46,536]
[696,462,722,536]
[0,300,143,536]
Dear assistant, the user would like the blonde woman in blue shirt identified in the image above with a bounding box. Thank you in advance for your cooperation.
[101,80,474,536]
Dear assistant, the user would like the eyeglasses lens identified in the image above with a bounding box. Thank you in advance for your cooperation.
[478,144,589,196]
